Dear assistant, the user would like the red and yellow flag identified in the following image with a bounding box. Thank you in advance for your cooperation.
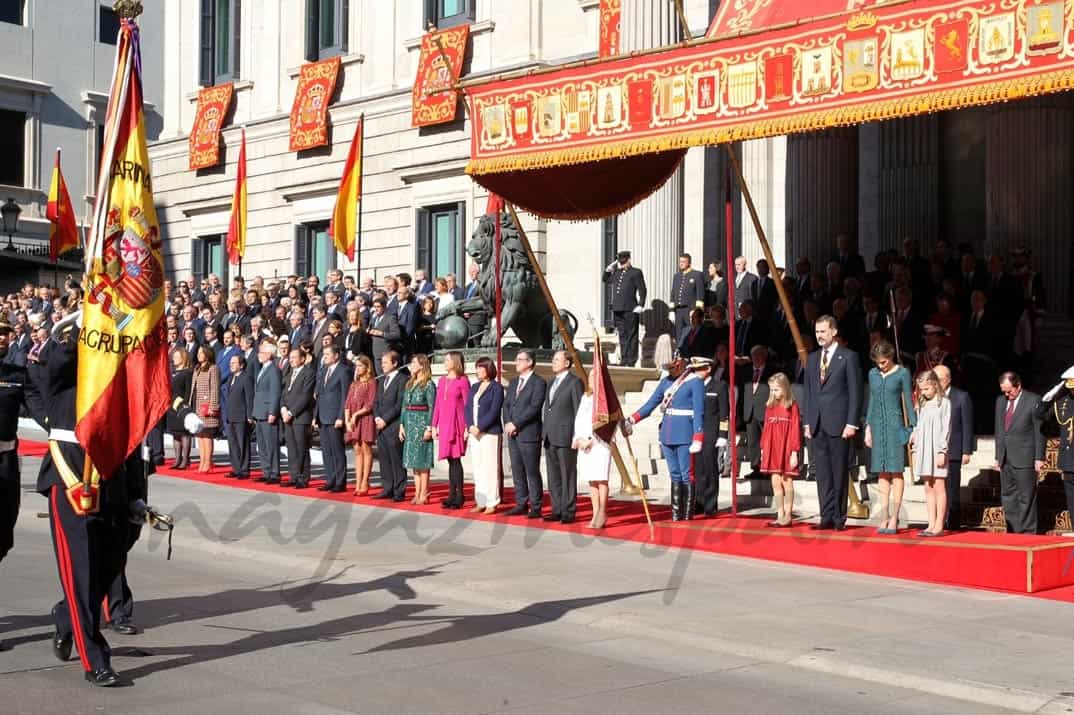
[226,128,247,265]
[46,149,79,261]
[328,116,363,261]
[77,17,170,479]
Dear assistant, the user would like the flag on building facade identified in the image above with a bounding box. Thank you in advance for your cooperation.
[328,116,363,261]
[46,149,79,261]
[77,16,170,479]
[226,128,247,265]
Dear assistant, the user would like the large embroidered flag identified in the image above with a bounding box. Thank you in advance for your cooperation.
[46,149,80,261]
[77,16,170,479]
[328,117,363,261]
[226,128,247,265]
[591,332,623,442]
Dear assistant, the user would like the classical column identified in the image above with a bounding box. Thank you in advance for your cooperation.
[785,127,859,267]
[986,95,1074,315]
[617,0,684,352]
[739,136,788,269]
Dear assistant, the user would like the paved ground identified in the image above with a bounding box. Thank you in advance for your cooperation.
[3,453,1074,715]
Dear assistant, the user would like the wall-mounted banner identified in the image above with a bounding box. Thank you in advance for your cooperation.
[467,0,1074,175]
[412,24,470,127]
[289,56,342,152]
[599,0,622,58]
[188,83,233,170]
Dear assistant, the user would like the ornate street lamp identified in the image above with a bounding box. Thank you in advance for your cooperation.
[1,198,21,251]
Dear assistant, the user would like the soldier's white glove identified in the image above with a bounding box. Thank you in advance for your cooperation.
[689,435,703,454]
[606,261,618,272]
[716,438,728,448]
[620,418,634,436]
[129,499,149,525]
[1043,381,1065,402]
[632,306,644,315]
[668,310,676,322]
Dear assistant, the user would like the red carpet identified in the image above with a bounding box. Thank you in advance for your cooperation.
[19,440,1074,602]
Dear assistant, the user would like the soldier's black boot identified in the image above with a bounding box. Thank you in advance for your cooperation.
[671,481,682,522]
[683,482,695,521]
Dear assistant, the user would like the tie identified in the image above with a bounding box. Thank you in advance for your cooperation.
[516,377,525,396]
[325,366,333,386]
[820,348,829,382]
[289,368,299,389]
[551,376,561,401]
[1004,398,1016,430]
[752,368,761,393]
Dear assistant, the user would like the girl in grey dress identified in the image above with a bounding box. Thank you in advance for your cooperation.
[910,370,951,537]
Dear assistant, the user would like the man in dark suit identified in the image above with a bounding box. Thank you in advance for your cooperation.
[315,345,351,493]
[733,300,766,359]
[753,259,779,322]
[739,345,775,474]
[281,348,315,488]
[803,315,862,530]
[832,234,866,280]
[412,269,435,296]
[541,350,584,524]
[502,349,547,517]
[224,353,254,479]
[993,372,1044,534]
[602,250,647,367]
[670,253,705,341]
[310,306,334,362]
[678,308,716,360]
[935,365,973,531]
[252,340,283,485]
[732,256,759,316]
[373,350,406,501]
[695,358,729,517]
[394,285,419,355]
[287,310,311,347]
[462,263,481,300]
[367,298,401,374]
[3,322,30,367]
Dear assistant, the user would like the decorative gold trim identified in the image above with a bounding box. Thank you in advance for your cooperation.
[847,11,878,32]
[468,68,1074,177]
[113,0,143,19]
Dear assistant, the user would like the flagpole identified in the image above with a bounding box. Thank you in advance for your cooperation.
[494,206,504,497]
[724,162,739,515]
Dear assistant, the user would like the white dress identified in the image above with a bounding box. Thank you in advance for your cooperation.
[573,394,612,483]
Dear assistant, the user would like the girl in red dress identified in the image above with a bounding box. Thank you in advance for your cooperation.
[759,372,802,527]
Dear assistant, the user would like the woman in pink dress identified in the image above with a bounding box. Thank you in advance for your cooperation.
[344,355,378,496]
[431,351,470,509]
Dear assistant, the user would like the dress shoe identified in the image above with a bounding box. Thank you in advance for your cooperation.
[265,479,281,485]
[833,524,847,532]
[110,620,139,636]
[234,474,248,480]
[505,505,528,516]
[255,476,269,483]
[153,457,165,466]
[373,491,393,500]
[560,516,575,524]
[543,514,562,522]
[317,485,331,492]
[0,639,8,651]
[52,628,72,663]
[293,482,307,489]
[332,486,347,493]
[392,496,406,502]
[527,510,543,519]
[810,522,834,531]
[84,667,122,687]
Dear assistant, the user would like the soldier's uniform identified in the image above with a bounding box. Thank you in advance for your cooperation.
[37,324,133,686]
[602,251,647,367]
[670,267,705,342]
[696,362,729,517]
[630,358,705,521]
[0,320,46,651]
[1036,366,1074,529]
[104,445,151,633]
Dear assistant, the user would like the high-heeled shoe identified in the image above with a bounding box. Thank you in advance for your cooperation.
[482,506,496,515]
[470,504,484,513]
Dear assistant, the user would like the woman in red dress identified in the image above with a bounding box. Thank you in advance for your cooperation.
[344,355,377,496]
[759,372,802,527]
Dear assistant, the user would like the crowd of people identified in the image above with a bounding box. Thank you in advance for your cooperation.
[2,233,1068,537]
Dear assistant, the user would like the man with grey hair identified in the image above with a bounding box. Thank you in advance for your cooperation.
[934,365,973,531]
[253,339,283,485]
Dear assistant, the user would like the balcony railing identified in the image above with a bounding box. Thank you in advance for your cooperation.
[0,236,84,264]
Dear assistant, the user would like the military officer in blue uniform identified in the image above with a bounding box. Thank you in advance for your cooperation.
[669,254,706,342]
[628,355,705,521]
[1037,365,1074,530]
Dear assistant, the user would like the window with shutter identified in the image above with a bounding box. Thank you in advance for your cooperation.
[199,0,214,86]
[416,203,466,279]
[424,0,475,30]
[306,0,348,61]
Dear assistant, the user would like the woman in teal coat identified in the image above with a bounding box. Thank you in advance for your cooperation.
[400,353,437,504]
[864,340,916,534]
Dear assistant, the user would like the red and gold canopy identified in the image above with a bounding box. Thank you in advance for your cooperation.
[466,0,1074,219]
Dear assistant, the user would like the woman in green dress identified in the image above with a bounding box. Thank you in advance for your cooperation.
[400,353,437,505]
[864,340,916,534]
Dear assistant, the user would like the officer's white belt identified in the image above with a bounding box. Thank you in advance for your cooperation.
[664,408,694,416]
[48,429,79,444]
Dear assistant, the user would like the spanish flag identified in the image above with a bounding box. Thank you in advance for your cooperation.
[226,128,247,265]
[77,17,170,479]
[328,116,363,261]
[46,149,79,261]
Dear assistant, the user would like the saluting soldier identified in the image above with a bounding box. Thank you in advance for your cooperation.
[627,354,705,521]
[37,313,137,687]
[602,250,647,367]
[669,253,706,342]
[0,319,46,652]
[692,357,729,517]
[1036,366,1074,528]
